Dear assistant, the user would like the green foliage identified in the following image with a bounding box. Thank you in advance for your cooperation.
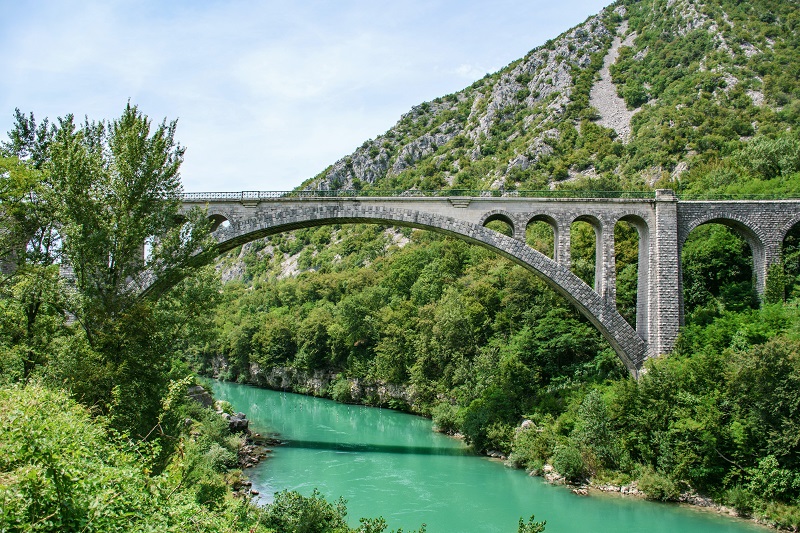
[637,466,680,502]
[552,444,588,483]
[517,515,546,533]
[725,485,755,517]
[508,417,559,472]
[682,224,756,317]
[0,382,265,533]
[764,263,786,304]
[262,490,351,533]
[736,135,800,180]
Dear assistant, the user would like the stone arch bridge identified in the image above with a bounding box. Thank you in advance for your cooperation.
[169,189,800,376]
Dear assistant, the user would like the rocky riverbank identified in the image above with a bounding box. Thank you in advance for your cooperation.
[525,461,779,531]
[187,384,281,498]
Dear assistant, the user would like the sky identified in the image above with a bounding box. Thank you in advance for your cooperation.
[1,0,611,192]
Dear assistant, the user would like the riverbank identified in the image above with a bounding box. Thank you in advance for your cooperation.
[530,462,783,531]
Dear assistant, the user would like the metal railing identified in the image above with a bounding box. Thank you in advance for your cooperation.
[676,192,800,200]
[181,189,658,201]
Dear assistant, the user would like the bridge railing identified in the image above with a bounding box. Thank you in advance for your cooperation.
[677,192,800,200]
[181,189,657,201]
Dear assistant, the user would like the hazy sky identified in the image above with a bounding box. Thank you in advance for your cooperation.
[1,0,611,192]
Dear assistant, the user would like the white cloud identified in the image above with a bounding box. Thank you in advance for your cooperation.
[453,64,492,80]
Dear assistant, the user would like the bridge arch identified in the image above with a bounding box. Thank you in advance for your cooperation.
[479,210,517,238]
[780,214,800,243]
[679,213,767,295]
[148,204,649,374]
[208,213,229,232]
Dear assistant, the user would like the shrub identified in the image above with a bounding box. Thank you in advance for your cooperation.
[330,377,353,403]
[762,501,800,530]
[204,442,238,472]
[552,444,588,483]
[509,418,557,471]
[638,466,680,501]
[747,455,800,503]
[725,485,754,517]
[431,402,462,435]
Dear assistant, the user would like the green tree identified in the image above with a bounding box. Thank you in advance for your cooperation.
[19,103,214,437]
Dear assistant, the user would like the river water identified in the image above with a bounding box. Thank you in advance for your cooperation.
[212,381,766,533]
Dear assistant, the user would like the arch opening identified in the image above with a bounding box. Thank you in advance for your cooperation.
[615,216,649,338]
[526,215,556,260]
[208,214,230,232]
[482,213,514,238]
[571,217,600,290]
[681,222,758,323]
[780,221,800,301]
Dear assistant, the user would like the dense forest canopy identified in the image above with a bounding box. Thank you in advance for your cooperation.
[2,0,800,530]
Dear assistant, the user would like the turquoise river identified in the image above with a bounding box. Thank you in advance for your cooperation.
[213,381,767,533]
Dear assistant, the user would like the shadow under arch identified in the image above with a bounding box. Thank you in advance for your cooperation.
[140,205,648,375]
[208,213,229,232]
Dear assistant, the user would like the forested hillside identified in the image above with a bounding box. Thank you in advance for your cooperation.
[194,0,800,528]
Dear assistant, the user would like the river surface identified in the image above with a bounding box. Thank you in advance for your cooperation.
[212,381,766,533]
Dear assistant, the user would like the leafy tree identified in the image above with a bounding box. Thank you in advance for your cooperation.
[0,154,64,380]
[1,104,214,438]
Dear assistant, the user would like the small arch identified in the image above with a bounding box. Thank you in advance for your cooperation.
[616,214,649,340]
[681,215,766,295]
[781,221,800,300]
[526,215,557,260]
[571,215,602,290]
[208,214,230,232]
[481,211,515,238]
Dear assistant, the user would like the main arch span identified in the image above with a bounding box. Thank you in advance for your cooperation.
[150,190,800,376]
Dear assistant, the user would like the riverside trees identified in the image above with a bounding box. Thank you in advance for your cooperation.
[0,103,212,437]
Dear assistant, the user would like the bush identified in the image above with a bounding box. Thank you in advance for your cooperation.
[762,501,800,530]
[431,402,462,434]
[552,444,587,483]
[509,419,557,471]
[330,377,353,403]
[638,466,680,501]
[747,455,800,503]
[725,485,754,517]
[263,490,351,533]
[204,442,238,472]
